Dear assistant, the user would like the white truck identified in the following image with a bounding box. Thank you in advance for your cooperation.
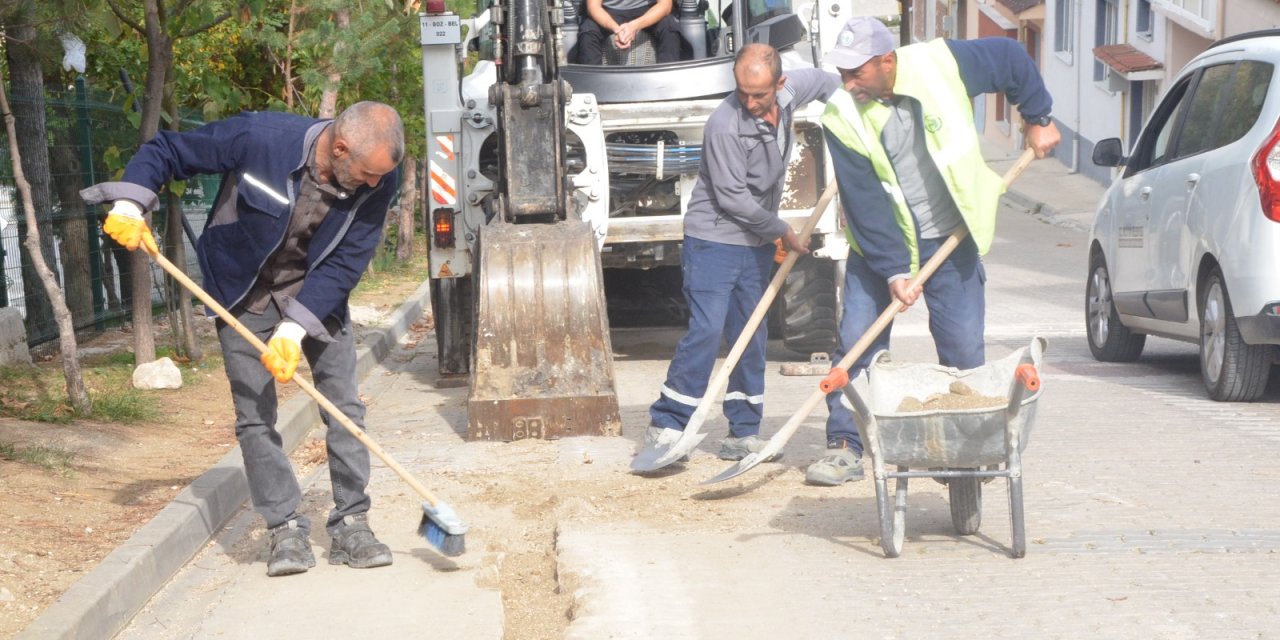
[419,0,896,440]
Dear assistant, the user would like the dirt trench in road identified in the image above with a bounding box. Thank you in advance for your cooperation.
[410,436,866,640]
[322,319,884,640]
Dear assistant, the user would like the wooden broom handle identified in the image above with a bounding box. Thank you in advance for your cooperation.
[144,247,442,506]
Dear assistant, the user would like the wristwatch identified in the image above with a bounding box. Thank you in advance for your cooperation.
[1028,114,1053,127]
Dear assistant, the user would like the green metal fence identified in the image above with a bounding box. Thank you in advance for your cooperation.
[0,78,215,348]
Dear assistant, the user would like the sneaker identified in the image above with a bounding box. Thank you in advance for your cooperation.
[329,514,393,569]
[267,519,316,577]
[804,447,865,486]
[717,435,782,462]
[641,425,689,463]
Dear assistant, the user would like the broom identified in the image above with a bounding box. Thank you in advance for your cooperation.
[139,241,468,556]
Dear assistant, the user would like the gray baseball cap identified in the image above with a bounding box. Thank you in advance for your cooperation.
[823,17,896,70]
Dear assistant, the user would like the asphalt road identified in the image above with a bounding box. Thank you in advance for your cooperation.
[111,202,1280,639]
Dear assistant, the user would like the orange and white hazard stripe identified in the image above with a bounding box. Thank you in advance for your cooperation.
[429,134,457,205]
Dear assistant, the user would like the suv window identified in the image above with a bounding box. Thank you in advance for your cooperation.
[1125,80,1192,175]
[1214,61,1273,146]
[1175,60,1274,160]
[1125,60,1275,177]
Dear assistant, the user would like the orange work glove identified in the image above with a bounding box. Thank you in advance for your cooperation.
[774,238,787,264]
[102,200,159,254]
[261,321,306,383]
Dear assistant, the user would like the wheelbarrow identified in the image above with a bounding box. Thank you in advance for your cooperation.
[840,337,1046,558]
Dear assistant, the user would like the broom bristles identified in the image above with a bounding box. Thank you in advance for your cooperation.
[418,501,467,557]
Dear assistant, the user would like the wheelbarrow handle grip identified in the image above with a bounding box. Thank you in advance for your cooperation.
[819,367,849,394]
[1015,363,1040,392]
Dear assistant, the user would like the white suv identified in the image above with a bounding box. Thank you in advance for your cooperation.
[1088,29,1280,401]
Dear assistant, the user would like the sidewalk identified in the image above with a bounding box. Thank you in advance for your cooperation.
[983,139,1109,233]
[16,282,433,640]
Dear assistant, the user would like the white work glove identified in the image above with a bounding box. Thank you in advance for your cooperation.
[102,200,158,254]
[261,321,307,383]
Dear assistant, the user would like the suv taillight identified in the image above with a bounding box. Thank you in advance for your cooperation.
[1251,120,1280,223]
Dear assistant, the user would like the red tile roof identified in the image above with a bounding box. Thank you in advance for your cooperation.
[1093,44,1164,74]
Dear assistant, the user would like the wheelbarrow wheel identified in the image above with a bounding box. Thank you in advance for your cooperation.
[878,468,907,558]
[948,474,982,535]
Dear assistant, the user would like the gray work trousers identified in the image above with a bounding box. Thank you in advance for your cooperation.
[217,301,372,536]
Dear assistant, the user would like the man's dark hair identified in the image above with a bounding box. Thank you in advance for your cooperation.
[735,43,782,83]
[334,101,405,163]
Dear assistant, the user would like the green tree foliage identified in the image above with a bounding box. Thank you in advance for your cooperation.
[79,0,428,162]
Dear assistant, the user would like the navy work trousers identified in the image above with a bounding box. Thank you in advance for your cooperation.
[650,236,776,436]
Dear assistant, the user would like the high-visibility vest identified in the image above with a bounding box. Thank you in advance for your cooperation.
[821,39,1005,273]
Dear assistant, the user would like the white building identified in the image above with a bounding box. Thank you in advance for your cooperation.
[1026,0,1280,183]
[907,1,1280,183]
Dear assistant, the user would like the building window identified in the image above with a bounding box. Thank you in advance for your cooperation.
[1155,0,1212,22]
[1136,0,1153,38]
[1055,0,1074,57]
[1094,0,1118,83]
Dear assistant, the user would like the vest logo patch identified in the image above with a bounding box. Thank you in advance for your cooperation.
[924,114,943,133]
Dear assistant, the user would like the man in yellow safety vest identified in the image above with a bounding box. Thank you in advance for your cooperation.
[806,17,1060,486]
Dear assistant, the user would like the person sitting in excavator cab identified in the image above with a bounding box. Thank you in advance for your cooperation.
[575,0,683,64]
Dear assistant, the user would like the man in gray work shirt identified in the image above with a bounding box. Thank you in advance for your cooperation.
[636,43,840,467]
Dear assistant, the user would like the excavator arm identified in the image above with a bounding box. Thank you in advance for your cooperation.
[460,0,622,440]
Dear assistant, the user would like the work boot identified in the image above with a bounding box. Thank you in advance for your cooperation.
[641,425,689,463]
[329,514,393,569]
[717,435,782,462]
[804,446,865,486]
[267,519,316,577]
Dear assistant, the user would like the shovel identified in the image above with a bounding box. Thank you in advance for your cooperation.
[631,180,841,472]
[704,147,1036,485]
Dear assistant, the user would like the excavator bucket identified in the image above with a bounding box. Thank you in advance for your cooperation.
[467,219,622,440]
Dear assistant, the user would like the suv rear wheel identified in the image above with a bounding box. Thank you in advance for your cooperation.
[1086,252,1145,361]
[1199,267,1271,401]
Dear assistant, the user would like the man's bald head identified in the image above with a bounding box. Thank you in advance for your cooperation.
[733,44,786,120]
[734,43,782,84]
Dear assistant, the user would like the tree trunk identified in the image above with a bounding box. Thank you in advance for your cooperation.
[129,0,177,365]
[5,13,57,343]
[317,7,350,119]
[395,155,417,262]
[164,184,200,360]
[161,69,200,360]
[282,0,298,109]
[48,105,95,328]
[0,79,91,413]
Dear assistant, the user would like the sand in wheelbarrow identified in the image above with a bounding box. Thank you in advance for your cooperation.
[896,381,1007,412]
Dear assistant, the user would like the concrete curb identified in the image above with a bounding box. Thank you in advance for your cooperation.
[17,280,433,640]
[1003,186,1091,234]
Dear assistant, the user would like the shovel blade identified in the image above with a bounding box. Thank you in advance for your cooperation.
[703,452,762,484]
[630,431,708,473]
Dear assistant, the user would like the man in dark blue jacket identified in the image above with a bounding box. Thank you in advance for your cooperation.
[82,102,403,576]
[808,18,1060,485]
